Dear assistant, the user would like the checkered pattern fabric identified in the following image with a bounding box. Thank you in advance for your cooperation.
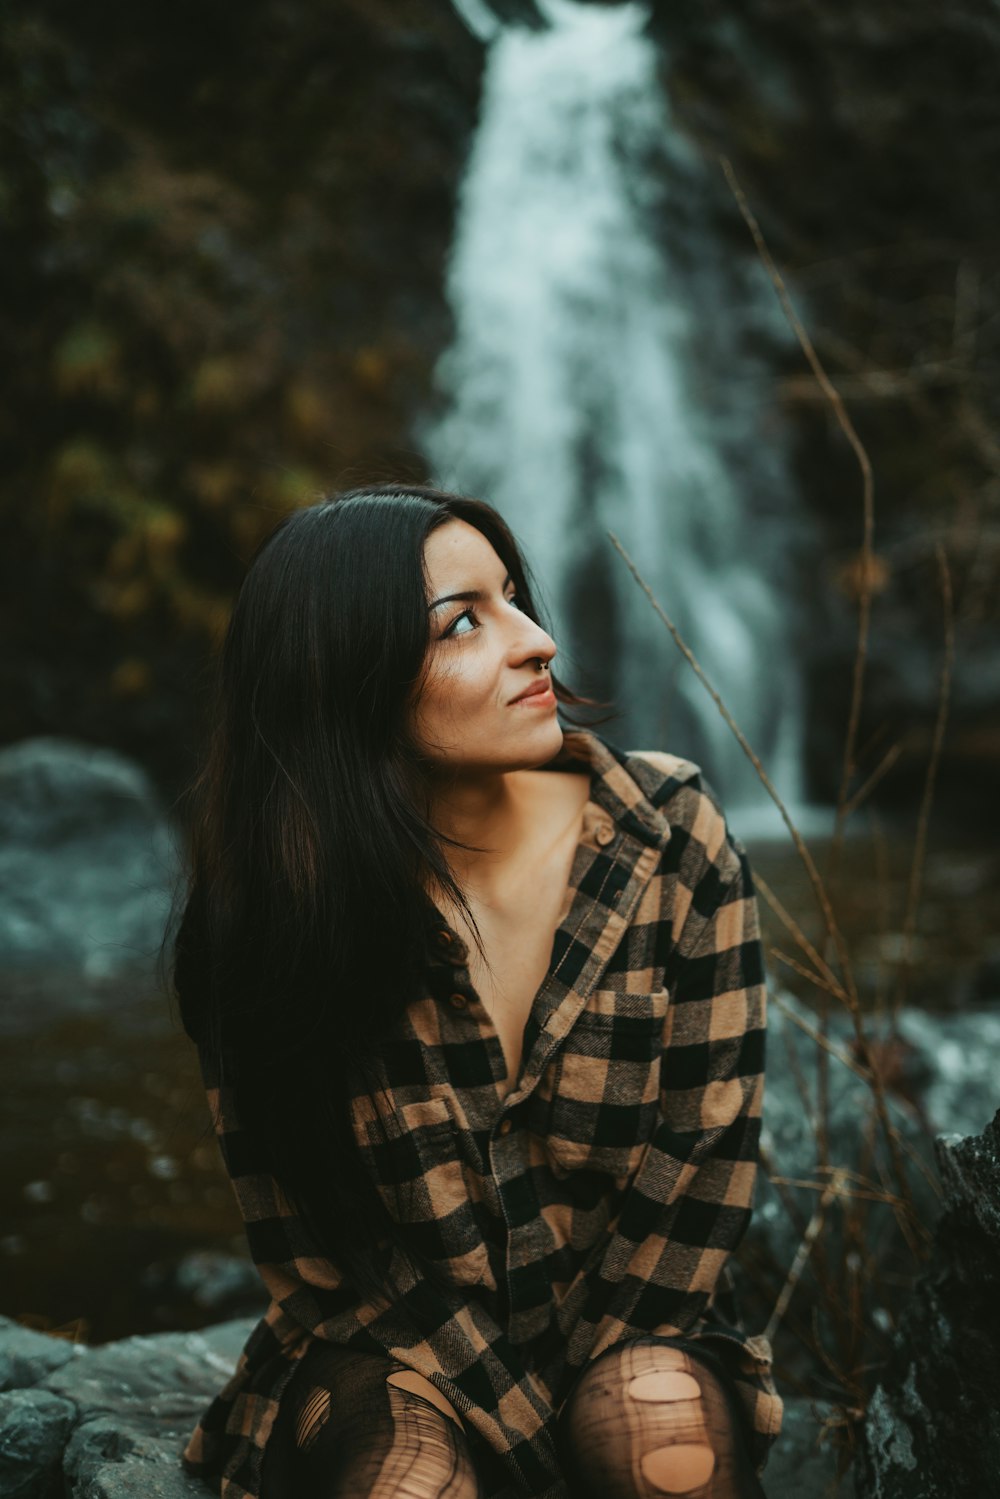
[181,729,783,1498]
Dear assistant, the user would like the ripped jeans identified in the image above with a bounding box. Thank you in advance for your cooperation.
[259,1334,767,1498]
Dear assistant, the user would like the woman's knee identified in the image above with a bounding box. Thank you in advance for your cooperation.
[265,1343,482,1498]
[559,1340,757,1498]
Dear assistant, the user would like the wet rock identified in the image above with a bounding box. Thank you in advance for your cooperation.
[0,738,177,988]
[0,1319,257,1499]
[854,1109,1000,1497]
[62,1414,210,1498]
[0,1317,75,1391]
[40,1321,256,1426]
[0,1387,76,1499]
[750,986,1000,1269]
[763,1396,853,1497]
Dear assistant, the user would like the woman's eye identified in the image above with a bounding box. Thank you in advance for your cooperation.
[445,594,520,639]
[448,611,476,637]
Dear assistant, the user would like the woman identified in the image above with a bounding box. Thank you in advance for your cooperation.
[171,482,783,1499]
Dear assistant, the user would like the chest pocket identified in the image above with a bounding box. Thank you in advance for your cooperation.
[544,987,669,1184]
[357,1093,493,1290]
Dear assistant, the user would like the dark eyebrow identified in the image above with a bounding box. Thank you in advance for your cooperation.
[428,572,512,613]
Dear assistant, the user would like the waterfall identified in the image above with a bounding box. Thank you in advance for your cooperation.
[420,0,820,831]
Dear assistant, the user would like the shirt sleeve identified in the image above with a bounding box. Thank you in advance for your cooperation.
[185,1062,569,1499]
[569,785,768,1361]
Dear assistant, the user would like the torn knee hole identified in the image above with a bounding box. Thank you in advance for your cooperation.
[293,1386,331,1452]
[385,1370,464,1431]
[627,1370,703,1404]
[640,1442,716,1494]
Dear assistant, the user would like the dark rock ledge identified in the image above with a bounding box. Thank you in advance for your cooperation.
[0,1317,252,1499]
[855,1107,1000,1498]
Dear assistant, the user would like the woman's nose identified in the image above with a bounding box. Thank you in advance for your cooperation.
[512,619,556,664]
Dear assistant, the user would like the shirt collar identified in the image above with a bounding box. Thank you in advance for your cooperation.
[541,727,672,853]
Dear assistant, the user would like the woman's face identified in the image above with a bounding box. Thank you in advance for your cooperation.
[411,519,562,774]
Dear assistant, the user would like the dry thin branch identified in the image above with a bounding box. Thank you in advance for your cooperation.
[767,989,872,1084]
[770,946,852,1006]
[864,805,893,1029]
[840,742,904,820]
[717,156,876,863]
[767,1176,904,1206]
[606,534,851,981]
[714,154,924,1252]
[892,544,956,1020]
[751,869,849,1002]
[763,1170,848,1344]
[725,160,862,1235]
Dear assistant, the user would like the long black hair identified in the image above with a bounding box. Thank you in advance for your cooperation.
[166,482,612,1310]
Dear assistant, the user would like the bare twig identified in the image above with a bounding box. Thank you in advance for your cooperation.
[840,742,904,820]
[717,156,876,861]
[892,545,955,1020]
[767,989,872,1084]
[764,1171,848,1343]
[770,947,852,1006]
[720,154,867,1234]
[606,533,851,981]
[767,1175,906,1206]
[752,870,849,1003]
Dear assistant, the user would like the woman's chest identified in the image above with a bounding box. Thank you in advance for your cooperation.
[460,881,573,1100]
[433,772,593,1099]
[359,862,674,1282]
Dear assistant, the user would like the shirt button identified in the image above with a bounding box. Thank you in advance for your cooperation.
[595,823,615,846]
[498,1118,513,1136]
[448,992,468,1009]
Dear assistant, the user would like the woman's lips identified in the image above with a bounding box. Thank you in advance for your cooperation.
[511,684,556,707]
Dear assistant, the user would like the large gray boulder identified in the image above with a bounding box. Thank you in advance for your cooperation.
[0,738,178,990]
[0,1316,254,1499]
[0,1388,76,1499]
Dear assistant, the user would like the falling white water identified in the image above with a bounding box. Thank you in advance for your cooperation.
[421,0,827,834]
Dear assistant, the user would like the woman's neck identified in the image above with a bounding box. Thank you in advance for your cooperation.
[427,769,538,894]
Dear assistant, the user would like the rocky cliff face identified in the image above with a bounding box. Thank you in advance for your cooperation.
[854,1109,1000,1496]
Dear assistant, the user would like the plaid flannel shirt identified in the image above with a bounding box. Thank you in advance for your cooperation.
[181,728,783,1498]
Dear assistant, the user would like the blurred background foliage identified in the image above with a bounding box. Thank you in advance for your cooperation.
[1,0,482,791]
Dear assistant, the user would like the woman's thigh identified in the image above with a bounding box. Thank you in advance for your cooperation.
[261,1341,484,1499]
[556,1336,766,1499]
